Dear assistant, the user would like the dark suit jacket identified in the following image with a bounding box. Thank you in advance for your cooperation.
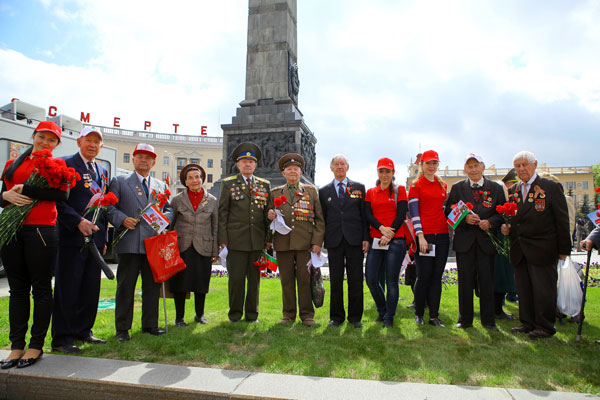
[445,177,506,255]
[508,175,571,266]
[106,172,173,255]
[319,179,369,248]
[56,153,109,249]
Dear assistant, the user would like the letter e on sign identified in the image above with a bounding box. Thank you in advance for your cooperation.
[201,126,207,135]
[114,117,120,128]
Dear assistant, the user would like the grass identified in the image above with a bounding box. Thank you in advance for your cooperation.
[1,274,599,394]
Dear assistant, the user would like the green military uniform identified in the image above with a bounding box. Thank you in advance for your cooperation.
[218,143,271,322]
[270,153,325,324]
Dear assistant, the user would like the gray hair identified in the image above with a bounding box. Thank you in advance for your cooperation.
[512,151,536,164]
[330,154,349,167]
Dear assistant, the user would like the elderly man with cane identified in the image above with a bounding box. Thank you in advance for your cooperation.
[580,226,600,344]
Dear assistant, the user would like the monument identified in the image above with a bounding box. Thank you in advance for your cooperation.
[213,0,316,195]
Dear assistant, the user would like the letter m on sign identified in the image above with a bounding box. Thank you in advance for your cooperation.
[80,112,91,123]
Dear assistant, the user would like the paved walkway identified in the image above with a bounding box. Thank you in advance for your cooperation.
[0,349,597,400]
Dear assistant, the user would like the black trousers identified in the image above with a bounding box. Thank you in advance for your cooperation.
[514,258,558,334]
[0,225,58,350]
[327,239,364,323]
[115,253,160,332]
[52,245,102,347]
[456,246,495,326]
[414,233,449,319]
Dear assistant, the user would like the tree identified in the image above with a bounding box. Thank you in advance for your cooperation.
[592,163,600,191]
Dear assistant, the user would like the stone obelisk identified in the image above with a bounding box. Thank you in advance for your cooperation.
[215,0,316,194]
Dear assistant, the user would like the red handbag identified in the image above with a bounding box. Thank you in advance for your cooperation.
[144,230,186,283]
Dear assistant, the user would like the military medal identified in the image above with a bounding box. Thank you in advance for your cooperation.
[535,198,545,211]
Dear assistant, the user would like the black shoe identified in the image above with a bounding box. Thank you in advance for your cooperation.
[384,321,393,328]
[350,321,363,328]
[415,316,425,325]
[495,312,515,320]
[429,318,445,327]
[195,315,208,324]
[52,345,83,354]
[1,357,21,370]
[375,315,384,322]
[16,350,43,368]
[328,320,343,327]
[116,331,130,342]
[455,322,472,329]
[175,319,187,327]
[528,329,553,339]
[483,324,499,331]
[511,325,533,333]
[142,328,166,336]
[82,335,107,344]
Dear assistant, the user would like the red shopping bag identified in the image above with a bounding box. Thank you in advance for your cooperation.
[144,230,186,283]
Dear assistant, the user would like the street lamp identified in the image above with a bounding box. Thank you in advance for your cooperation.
[164,150,176,191]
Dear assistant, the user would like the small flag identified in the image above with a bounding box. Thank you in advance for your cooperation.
[447,200,470,229]
[253,251,278,273]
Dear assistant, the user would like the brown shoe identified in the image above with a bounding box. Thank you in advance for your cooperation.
[510,325,533,333]
[528,329,553,339]
[279,318,294,325]
[302,319,316,327]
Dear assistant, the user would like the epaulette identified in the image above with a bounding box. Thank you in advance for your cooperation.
[223,176,237,182]
[303,184,316,190]
[273,184,285,191]
[254,176,270,184]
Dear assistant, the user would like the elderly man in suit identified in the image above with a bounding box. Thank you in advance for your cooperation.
[52,127,109,354]
[446,153,506,330]
[268,153,325,327]
[319,154,368,328]
[106,143,173,342]
[218,142,270,323]
[501,150,570,339]
[581,227,600,344]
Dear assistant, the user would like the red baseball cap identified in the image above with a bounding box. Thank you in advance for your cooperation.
[34,121,61,140]
[421,150,439,162]
[377,157,395,170]
[133,143,157,158]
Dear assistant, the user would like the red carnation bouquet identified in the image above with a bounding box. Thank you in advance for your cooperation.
[81,190,119,250]
[0,149,80,248]
[488,202,518,257]
[111,187,171,247]
[273,195,287,208]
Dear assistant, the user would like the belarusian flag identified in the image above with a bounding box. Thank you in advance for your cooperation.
[253,251,278,273]
[447,200,470,229]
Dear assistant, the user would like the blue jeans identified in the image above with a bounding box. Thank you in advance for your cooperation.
[365,238,407,323]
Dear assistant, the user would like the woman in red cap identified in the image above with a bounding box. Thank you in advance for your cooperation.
[364,157,408,328]
[0,121,68,369]
[408,150,449,327]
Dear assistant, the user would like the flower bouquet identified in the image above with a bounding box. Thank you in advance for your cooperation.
[0,150,80,248]
[111,188,170,247]
[488,202,518,257]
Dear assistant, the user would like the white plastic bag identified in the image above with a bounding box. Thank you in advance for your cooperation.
[556,257,583,317]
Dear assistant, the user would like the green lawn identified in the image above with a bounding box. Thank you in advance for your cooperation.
[1,275,599,394]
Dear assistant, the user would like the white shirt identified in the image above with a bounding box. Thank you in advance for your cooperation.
[136,171,150,187]
[522,173,538,197]
[469,177,484,188]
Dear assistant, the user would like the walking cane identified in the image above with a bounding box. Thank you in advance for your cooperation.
[576,250,592,342]
[162,282,168,334]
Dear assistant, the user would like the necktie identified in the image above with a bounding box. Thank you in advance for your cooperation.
[471,183,481,203]
[87,161,97,182]
[142,178,149,198]
[338,182,346,205]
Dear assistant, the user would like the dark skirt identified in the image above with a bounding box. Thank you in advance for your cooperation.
[168,247,212,294]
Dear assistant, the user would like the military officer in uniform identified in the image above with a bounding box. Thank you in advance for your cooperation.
[218,142,271,323]
[267,153,325,327]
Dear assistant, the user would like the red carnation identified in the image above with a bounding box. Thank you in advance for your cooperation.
[595,187,600,193]
[100,192,119,206]
[165,188,171,197]
[466,202,474,210]
[496,205,506,213]
[274,197,283,207]
[280,195,287,203]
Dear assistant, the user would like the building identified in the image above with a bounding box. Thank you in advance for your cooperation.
[406,161,596,207]
[95,125,223,194]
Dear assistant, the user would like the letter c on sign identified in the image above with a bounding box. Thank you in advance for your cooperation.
[49,106,57,117]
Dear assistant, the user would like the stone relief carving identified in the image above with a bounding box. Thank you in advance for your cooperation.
[288,52,299,105]
[225,132,295,175]
[300,132,315,181]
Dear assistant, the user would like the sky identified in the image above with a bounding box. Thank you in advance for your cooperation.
[1,0,599,186]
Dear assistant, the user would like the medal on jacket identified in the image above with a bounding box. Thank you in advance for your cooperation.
[83,173,92,189]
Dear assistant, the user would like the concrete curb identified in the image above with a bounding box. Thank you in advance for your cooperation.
[1,350,598,400]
